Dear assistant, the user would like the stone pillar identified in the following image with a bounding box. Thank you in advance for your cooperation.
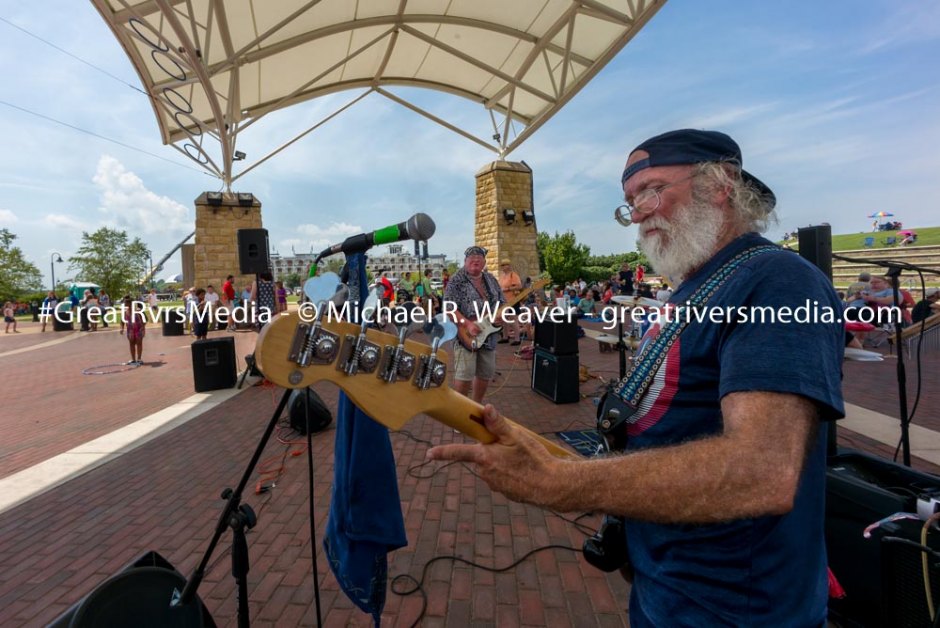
[474,161,539,282]
[181,244,195,289]
[193,192,263,292]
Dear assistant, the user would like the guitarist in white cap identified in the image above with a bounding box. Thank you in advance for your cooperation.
[443,245,506,402]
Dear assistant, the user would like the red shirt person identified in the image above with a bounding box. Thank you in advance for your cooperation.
[222,275,236,305]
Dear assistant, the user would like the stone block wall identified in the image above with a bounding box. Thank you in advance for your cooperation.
[474,161,540,282]
[193,192,263,292]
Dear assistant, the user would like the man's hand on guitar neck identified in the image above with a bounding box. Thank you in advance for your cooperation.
[427,404,564,508]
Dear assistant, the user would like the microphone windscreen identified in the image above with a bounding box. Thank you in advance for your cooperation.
[406,213,436,241]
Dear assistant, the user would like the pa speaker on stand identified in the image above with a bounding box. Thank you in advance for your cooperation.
[237,228,270,275]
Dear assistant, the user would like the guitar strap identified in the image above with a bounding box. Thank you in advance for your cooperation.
[598,244,778,445]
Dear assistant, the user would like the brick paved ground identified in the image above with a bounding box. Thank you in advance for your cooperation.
[0,324,257,479]
[0,318,936,626]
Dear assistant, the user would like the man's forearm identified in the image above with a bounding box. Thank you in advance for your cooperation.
[541,393,816,523]
[544,435,800,523]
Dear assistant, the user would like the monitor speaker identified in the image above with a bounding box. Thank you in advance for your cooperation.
[798,225,832,280]
[534,315,579,355]
[191,336,237,392]
[531,348,579,404]
[288,388,333,434]
[237,228,270,275]
[47,551,212,627]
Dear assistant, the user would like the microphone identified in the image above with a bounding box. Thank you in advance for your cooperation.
[317,213,436,260]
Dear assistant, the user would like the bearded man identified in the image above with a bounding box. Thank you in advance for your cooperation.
[429,130,845,626]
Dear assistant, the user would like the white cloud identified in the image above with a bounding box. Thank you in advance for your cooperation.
[293,222,363,249]
[92,155,190,234]
[0,209,17,224]
[43,213,86,230]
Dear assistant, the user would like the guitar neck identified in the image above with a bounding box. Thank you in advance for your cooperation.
[500,279,549,310]
[427,387,575,459]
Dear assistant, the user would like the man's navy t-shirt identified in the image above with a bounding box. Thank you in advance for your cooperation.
[624,233,845,627]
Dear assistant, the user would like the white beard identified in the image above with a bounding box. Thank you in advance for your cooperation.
[637,196,725,284]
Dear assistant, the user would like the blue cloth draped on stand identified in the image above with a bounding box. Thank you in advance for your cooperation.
[324,252,407,626]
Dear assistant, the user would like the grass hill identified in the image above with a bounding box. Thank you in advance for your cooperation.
[783,226,940,251]
[780,226,940,292]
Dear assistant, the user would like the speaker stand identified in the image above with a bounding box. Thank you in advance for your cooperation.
[616,309,628,380]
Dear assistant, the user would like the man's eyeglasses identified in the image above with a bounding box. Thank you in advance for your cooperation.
[614,173,697,227]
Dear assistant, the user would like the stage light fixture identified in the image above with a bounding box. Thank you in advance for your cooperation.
[502,208,516,225]
[206,191,223,206]
[522,209,535,226]
[237,193,254,207]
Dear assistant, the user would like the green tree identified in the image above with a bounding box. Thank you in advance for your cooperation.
[0,229,43,301]
[585,251,651,277]
[68,227,150,299]
[538,230,590,285]
[284,272,302,290]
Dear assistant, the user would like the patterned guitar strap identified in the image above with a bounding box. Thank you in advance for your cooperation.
[598,244,778,450]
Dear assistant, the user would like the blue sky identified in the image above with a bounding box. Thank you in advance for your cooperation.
[1,0,938,285]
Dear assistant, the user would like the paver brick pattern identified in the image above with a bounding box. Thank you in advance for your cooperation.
[0,319,935,626]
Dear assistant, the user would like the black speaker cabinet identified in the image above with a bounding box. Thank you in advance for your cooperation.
[161,308,185,336]
[798,225,832,280]
[531,348,579,404]
[191,336,237,392]
[534,315,579,355]
[826,450,940,627]
[53,312,73,331]
[237,228,270,275]
[47,551,214,627]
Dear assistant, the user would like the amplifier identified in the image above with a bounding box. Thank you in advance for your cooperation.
[826,450,940,626]
[534,315,578,355]
[191,336,237,392]
[531,348,579,404]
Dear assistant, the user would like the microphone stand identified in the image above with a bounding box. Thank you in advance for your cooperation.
[833,253,940,467]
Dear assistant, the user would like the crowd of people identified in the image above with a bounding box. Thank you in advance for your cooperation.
[841,271,940,346]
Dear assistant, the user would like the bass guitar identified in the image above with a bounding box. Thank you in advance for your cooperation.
[456,278,550,351]
[254,311,574,459]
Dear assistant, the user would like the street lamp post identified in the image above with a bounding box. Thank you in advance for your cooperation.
[50,252,63,292]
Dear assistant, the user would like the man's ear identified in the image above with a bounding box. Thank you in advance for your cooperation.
[706,164,735,206]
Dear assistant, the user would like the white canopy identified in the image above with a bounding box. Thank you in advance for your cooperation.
[92,0,666,188]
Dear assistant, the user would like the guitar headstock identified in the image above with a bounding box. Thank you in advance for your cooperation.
[256,313,459,431]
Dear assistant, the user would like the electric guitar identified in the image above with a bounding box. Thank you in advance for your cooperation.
[254,312,574,459]
[456,279,550,351]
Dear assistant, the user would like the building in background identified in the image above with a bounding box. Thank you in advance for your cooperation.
[270,251,317,280]
[365,244,447,279]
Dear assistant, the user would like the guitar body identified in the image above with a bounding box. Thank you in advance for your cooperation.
[255,312,573,459]
[456,318,500,352]
[454,279,549,352]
